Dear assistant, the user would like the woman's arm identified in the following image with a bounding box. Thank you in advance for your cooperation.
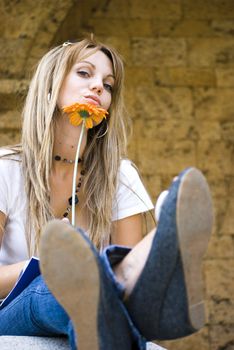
[0,211,27,299]
[111,213,144,247]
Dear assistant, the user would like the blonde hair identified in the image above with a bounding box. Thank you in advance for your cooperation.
[20,37,129,254]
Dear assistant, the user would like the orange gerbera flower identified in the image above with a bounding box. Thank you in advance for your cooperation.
[63,103,108,129]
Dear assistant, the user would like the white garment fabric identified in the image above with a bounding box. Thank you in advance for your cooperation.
[0,154,154,266]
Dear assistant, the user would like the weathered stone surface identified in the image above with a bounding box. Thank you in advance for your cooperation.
[184,0,234,20]
[209,325,234,350]
[87,18,152,37]
[0,111,22,130]
[89,0,130,19]
[188,38,234,67]
[207,234,234,259]
[196,120,221,141]
[0,80,28,111]
[132,86,193,121]
[0,80,29,94]
[197,140,233,177]
[0,131,21,147]
[208,297,234,325]
[136,137,196,176]
[98,36,131,62]
[144,174,162,202]
[0,1,233,349]
[221,191,234,235]
[216,68,234,87]
[194,88,234,121]
[129,0,182,20]
[152,19,215,37]
[125,67,155,89]
[212,20,234,37]
[205,259,234,300]
[132,38,187,67]
[154,67,216,87]
[158,327,210,350]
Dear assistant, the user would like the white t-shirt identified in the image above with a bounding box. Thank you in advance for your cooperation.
[0,154,154,266]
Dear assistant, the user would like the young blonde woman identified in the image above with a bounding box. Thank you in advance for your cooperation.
[0,38,213,350]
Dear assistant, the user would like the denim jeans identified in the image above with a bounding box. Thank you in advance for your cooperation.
[0,275,76,349]
[0,246,141,350]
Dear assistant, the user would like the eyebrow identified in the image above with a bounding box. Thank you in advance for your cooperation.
[79,60,115,80]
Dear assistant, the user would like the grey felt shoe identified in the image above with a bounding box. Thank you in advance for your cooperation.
[39,220,146,350]
[125,167,213,340]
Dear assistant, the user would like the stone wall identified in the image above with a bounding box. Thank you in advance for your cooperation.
[0,0,233,349]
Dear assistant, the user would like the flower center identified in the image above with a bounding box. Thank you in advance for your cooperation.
[79,110,90,119]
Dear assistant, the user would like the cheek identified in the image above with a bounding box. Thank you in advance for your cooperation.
[105,94,112,110]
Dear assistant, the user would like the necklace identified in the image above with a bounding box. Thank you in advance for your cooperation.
[62,169,85,218]
[54,155,82,164]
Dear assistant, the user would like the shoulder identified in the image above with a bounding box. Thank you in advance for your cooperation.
[119,159,141,182]
[0,148,22,177]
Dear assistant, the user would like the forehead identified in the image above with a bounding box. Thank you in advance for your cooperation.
[76,49,113,73]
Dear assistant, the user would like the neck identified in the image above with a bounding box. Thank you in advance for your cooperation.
[53,113,88,164]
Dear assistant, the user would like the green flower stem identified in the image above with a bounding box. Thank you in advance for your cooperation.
[71,120,85,227]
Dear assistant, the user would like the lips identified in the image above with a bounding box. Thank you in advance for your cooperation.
[84,95,101,106]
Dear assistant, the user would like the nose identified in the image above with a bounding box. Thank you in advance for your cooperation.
[90,77,103,95]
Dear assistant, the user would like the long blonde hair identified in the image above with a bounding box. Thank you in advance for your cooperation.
[20,37,129,254]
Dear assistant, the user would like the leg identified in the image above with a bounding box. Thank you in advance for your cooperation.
[120,167,213,340]
[113,229,155,298]
[39,220,146,350]
[0,275,75,346]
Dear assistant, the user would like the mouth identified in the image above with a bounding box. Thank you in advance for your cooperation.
[84,95,101,106]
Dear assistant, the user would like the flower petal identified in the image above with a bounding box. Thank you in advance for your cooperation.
[85,118,93,129]
[69,113,82,126]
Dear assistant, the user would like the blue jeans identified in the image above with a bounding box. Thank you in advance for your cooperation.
[0,275,76,349]
[0,247,135,350]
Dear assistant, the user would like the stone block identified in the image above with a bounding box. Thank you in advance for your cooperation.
[0,79,29,95]
[197,140,233,177]
[207,234,234,259]
[211,20,234,37]
[133,117,196,142]
[132,38,187,67]
[188,38,234,67]
[129,0,181,20]
[132,86,193,121]
[152,19,215,38]
[211,193,232,236]
[0,38,30,59]
[87,18,152,37]
[221,194,234,235]
[205,259,234,300]
[209,325,234,350]
[183,0,234,20]
[194,88,234,121]
[89,0,130,19]
[0,130,21,147]
[125,67,155,90]
[136,137,196,176]
[97,36,131,62]
[216,68,234,87]
[143,174,162,203]
[208,297,234,325]
[158,327,210,350]
[0,111,22,130]
[196,120,221,141]
[154,67,215,87]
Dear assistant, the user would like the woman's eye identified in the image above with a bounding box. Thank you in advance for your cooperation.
[104,83,113,93]
[77,70,90,77]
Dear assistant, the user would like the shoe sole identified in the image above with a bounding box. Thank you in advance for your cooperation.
[40,220,100,350]
[176,168,213,330]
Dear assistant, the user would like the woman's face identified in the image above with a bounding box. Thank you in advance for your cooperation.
[58,49,115,111]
